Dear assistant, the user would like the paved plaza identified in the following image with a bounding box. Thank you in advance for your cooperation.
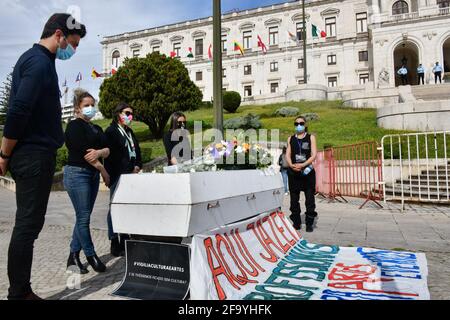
[0,189,449,300]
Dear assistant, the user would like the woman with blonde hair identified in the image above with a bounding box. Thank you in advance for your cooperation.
[64,89,110,273]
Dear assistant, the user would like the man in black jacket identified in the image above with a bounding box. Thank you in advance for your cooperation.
[0,13,86,300]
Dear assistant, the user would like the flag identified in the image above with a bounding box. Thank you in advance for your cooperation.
[257,35,267,54]
[111,66,118,75]
[208,44,213,60]
[288,31,299,43]
[312,24,327,38]
[75,72,82,82]
[187,47,194,58]
[170,51,177,58]
[92,68,102,79]
[234,41,244,55]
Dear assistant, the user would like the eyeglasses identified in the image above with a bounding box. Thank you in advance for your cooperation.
[178,121,187,126]
[294,122,306,126]
[123,111,133,117]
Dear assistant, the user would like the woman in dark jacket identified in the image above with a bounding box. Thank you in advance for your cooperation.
[104,103,142,257]
[64,89,110,274]
[163,112,192,166]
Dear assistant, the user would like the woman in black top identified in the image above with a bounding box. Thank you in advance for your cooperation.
[104,103,142,257]
[64,89,110,274]
[163,112,192,166]
[286,116,318,233]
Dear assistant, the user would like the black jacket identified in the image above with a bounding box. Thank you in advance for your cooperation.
[104,122,142,186]
[4,44,64,154]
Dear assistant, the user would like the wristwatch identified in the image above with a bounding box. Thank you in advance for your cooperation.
[0,150,11,160]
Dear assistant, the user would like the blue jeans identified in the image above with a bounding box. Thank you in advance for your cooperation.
[107,180,119,240]
[63,166,100,257]
[281,169,289,193]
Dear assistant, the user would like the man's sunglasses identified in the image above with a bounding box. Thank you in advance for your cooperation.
[178,121,187,126]
[294,122,306,126]
[123,111,133,117]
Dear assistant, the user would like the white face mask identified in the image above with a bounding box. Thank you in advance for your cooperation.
[82,105,96,119]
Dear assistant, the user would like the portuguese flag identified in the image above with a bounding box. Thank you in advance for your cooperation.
[312,24,327,38]
[234,41,244,55]
[187,47,194,58]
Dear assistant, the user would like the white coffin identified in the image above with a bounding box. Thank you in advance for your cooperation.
[111,170,284,237]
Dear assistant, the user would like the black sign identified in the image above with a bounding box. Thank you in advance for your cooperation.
[112,240,190,300]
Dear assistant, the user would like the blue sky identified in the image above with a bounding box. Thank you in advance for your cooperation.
[0,0,288,101]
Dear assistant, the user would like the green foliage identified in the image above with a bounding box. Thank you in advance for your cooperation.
[0,72,12,125]
[223,91,242,113]
[140,147,153,164]
[56,148,68,173]
[273,107,300,118]
[98,52,203,139]
[200,101,213,109]
[301,113,320,122]
[224,113,262,130]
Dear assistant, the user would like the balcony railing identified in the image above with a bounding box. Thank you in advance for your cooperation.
[389,11,419,22]
[439,7,450,15]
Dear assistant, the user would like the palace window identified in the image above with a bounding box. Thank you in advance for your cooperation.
[173,42,181,58]
[269,26,279,46]
[222,34,227,53]
[327,54,337,65]
[270,82,279,93]
[296,22,304,41]
[356,12,368,33]
[132,49,140,58]
[325,17,336,37]
[244,85,253,97]
[222,68,226,78]
[243,31,252,50]
[359,50,369,62]
[195,38,204,56]
[196,71,203,81]
[152,46,160,53]
[359,73,370,84]
[244,65,252,75]
[270,61,279,72]
[112,50,120,68]
[298,58,304,69]
[328,76,338,88]
[392,1,409,15]
[437,0,450,8]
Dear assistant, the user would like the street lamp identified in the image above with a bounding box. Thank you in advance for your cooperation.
[213,0,223,134]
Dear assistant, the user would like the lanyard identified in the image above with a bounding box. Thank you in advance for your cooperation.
[117,125,136,159]
[295,133,307,151]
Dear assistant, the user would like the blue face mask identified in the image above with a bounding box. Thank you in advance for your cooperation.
[296,125,306,133]
[56,39,76,60]
[82,106,96,119]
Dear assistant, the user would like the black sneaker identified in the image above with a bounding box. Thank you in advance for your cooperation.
[293,224,302,231]
[306,225,314,233]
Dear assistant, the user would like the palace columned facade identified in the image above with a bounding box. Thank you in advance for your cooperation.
[101,0,450,103]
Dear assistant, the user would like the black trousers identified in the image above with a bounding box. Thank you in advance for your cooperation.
[401,75,408,85]
[418,73,425,85]
[288,170,318,227]
[7,150,56,300]
[435,72,442,84]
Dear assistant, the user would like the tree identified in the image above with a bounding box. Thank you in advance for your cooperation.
[0,71,12,125]
[223,91,242,113]
[99,52,203,139]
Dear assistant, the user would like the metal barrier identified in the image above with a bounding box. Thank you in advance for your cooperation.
[381,131,450,208]
[315,141,383,209]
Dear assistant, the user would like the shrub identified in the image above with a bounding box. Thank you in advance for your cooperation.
[301,113,320,122]
[223,91,242,113]
[224,113,261,130]
[140,148,153,164]
[200,101,213,109]
[56,148,68,172]
[273,107,300,118]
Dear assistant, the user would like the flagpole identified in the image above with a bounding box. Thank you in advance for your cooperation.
[213,0,224,135]
[302,0,308,84]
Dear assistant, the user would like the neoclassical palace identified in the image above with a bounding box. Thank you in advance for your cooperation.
[101,0,450,103]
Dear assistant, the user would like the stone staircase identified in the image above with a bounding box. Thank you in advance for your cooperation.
[411,83,450,101]
[383,162,450,202]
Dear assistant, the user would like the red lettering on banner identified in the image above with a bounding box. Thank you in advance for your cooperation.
[232,229,266,273]
[270,212,298,247]
[247,222,278,263]
[265,214,292,253]
[203,237,239,300]
[256,218,284,256]
[328,263,419,297]
[277,211,301,241]
[223,233,258,283]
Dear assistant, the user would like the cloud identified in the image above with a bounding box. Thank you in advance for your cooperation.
[0,0,285,102]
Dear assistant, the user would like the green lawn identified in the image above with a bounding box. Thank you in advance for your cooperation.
[91,100,408,161]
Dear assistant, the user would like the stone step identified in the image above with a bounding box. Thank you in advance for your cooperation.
[410,174,450,180]
[384,188,450,200]
[387,183,450,192]
[396,179,450,186]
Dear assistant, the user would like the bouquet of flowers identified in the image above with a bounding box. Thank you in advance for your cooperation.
[204,138,273,171]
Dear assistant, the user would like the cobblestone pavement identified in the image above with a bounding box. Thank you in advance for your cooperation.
[0,189,449,300]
